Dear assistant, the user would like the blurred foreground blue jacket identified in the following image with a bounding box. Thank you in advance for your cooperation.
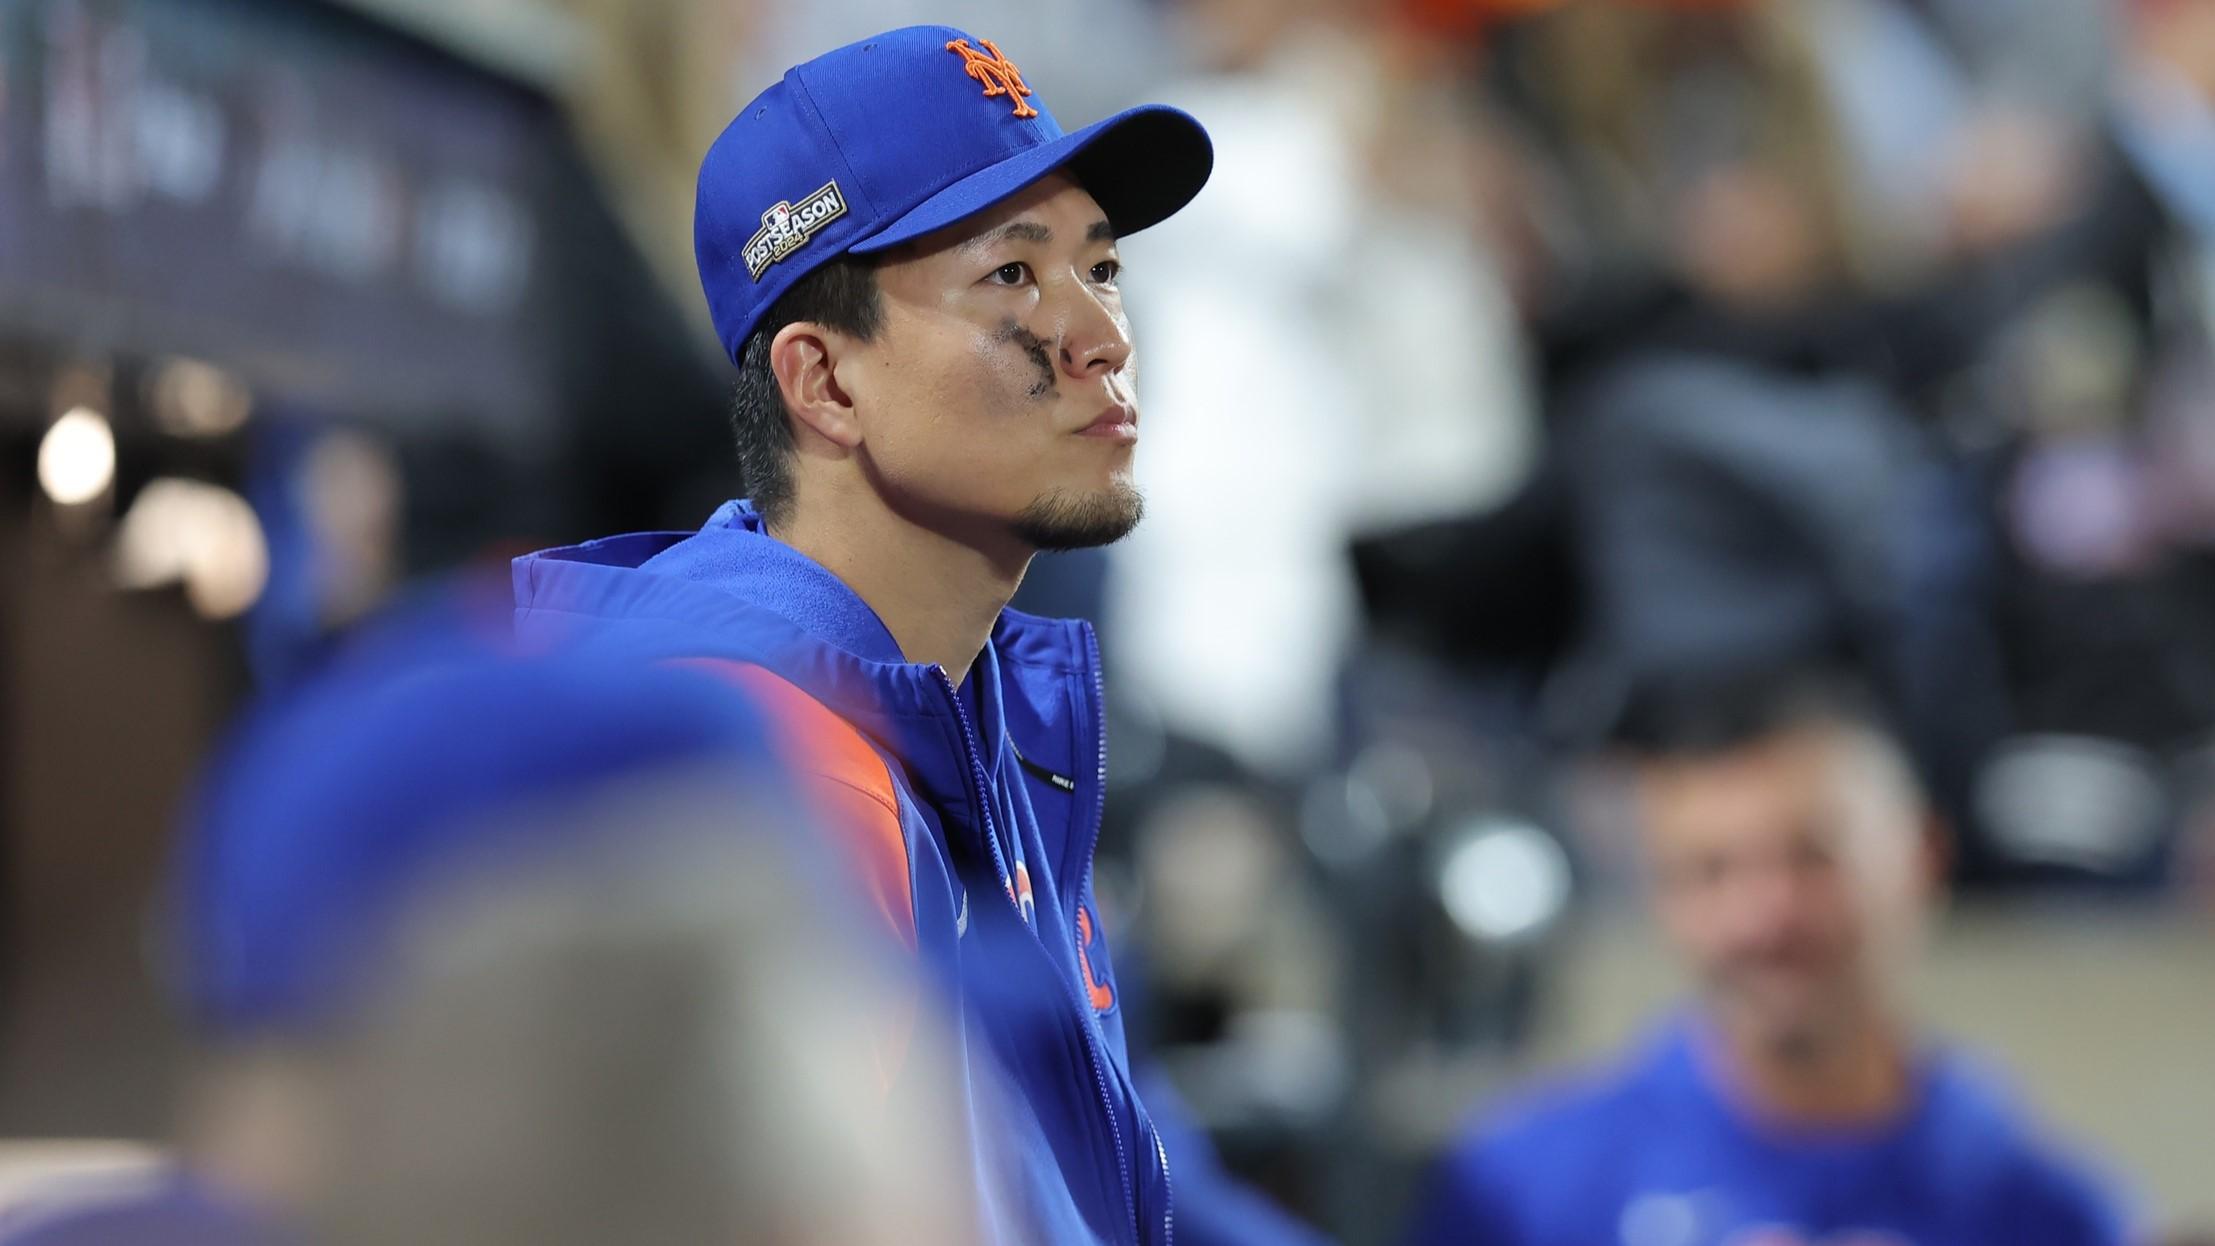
[180,597,792,1030]
[513,500,1174,1246]
[1401,1017,2131,1246]
[6,598,800,1246]
[0,1175,277,1246]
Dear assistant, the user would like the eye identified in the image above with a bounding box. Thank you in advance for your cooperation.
[987,261,1031,286]
[1090,258,1122,285]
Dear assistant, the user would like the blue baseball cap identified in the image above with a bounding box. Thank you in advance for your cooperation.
[695,24,1213,363]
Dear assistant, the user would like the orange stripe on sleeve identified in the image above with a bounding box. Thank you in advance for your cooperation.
[670,659,915,955]
[667,658,923,1095]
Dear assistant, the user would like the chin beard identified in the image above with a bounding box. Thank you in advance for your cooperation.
[1757,1020,1831,1067]
[1012,482,1144,552]
[1719,980,1858,1067]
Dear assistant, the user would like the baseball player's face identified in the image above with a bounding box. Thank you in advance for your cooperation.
[1637,728,1932,1055]
[844,173,1142,553]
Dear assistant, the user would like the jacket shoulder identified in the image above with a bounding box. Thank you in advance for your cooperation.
[672,658,915,952]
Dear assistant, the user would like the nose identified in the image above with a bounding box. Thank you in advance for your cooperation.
[1048,276,1132,382]
[1727,854,1814,947]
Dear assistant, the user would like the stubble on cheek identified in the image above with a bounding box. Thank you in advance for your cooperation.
[993,318,1057,400]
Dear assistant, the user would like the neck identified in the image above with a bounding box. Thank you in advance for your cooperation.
[773,490,1027,688]
[1710,1005,1911,1127]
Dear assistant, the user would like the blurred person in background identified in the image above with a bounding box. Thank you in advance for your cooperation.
[1460,0,2151,871]
[0,596,966,1245]
[509,24,1213,1245]
[1487,0,2091,388]
[1107,0,1538,778]
[1401,674,2134,1246]
[1944,0,2215,876]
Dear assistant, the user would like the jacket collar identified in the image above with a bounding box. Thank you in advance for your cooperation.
[511,500,1073,786]
[645,499,910,666]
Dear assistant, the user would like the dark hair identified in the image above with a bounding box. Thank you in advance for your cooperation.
[1612,665,1891,761]
[729,254,883,526]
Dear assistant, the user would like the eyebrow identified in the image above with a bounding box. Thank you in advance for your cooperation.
[971,218,1119,249]
[977,221,1053,248]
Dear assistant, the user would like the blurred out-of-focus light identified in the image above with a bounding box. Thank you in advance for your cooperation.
[1349,741,1437,835]
[149,358,253,438]
[36,407,116,505]
[301,429,404,626]
[1977,735,2164,874]
[113,478,269,619]
[1437,818,1571,944]
[1300,772,1392,867]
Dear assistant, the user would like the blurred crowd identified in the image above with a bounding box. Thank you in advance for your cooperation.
[5,0,2215,1242]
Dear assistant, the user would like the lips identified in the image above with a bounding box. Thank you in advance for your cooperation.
[1078,405,1138,442]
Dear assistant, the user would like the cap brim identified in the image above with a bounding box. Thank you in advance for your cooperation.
[848,103,1212,253]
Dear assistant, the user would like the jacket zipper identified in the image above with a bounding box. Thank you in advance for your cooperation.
[931,666,1141,1244]
[1075,627,1172,1246]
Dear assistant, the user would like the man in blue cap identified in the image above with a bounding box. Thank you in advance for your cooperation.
[512,26,1212,1245]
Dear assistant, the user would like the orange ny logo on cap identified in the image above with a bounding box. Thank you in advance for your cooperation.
[945,38,1037,119]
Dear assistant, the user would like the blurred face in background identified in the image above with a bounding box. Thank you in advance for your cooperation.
[1636,725,1936,1057]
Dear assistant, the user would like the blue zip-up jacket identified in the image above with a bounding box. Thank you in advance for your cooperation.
[512,499,1173,1245]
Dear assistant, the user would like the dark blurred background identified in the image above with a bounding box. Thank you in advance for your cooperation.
[2,0,2211,1239]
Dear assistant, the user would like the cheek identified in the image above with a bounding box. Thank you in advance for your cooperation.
[867,328,1001,427]
[974,317,1069,408]
[1657,888,1726,957]
[1797,881,1880,965]
[1800,888,1859,945]
[1841,874,1912,950]
[1829,843,1902,919]
[861,334,1051,501]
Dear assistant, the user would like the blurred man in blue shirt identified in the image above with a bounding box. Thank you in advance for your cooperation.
[1403,676,2133,1246]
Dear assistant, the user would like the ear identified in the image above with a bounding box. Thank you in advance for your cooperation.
[769,321,863,451]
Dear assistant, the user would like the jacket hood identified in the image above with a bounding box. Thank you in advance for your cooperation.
[511,501,1095,768]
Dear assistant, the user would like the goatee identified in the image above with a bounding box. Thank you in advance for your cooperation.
[1012,482,1144,551]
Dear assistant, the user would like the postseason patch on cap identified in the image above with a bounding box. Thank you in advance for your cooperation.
[744,181,848,280]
